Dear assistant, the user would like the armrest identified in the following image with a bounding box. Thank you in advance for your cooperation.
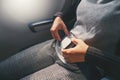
[29,18,53,32]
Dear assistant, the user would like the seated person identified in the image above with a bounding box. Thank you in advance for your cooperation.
[0,0,120,80]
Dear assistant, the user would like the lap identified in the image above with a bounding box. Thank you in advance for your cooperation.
[20,64,86,80]
[0,39,57,80]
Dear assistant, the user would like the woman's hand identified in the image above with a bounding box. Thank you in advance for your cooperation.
[62,38,89,63]
[50,17,69,41]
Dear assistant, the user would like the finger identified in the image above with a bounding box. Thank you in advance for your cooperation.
[51,30,57,40]
[64,58,73,63]
[63,26,70,37]
[50,27,61,41]
[62,48,74,54]
[62,53,69,58]
[71,38,79,45]
[61,49,69,54]
[50,26,56,39]
[54,30,61,41]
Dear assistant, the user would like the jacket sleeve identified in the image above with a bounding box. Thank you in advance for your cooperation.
[54,0,81,30]
[85,46,120,79]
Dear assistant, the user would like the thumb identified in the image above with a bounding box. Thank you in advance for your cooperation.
[71,38,79,45]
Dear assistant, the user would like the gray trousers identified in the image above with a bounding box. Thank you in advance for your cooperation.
[0,39,86,80]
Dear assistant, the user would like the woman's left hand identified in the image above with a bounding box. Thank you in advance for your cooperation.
[62,38,89,63]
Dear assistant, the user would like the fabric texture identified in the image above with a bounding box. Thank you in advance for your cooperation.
[1,0,120,80]
[21,64,86,80]
[0,40,56,80]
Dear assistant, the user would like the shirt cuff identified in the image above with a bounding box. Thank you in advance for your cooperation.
[54,12,64,20]
[85,46,103,64]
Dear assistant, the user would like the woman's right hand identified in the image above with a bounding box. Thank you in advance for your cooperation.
[50,17,69,41]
